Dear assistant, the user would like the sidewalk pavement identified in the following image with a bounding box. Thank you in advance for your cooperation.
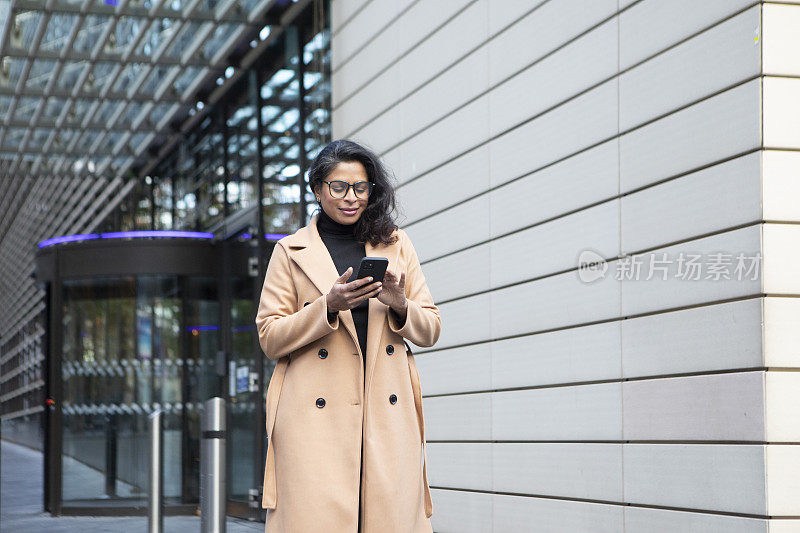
[1,439,264,533]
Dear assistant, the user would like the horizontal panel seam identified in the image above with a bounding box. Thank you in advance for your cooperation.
[425,486,786,519]
[415,294,771,355]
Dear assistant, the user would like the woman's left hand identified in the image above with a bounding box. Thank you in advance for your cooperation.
[376,268,407,314]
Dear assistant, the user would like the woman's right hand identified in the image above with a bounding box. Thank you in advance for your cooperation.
[326,267,383,312]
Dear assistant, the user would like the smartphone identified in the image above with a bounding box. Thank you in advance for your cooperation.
[355,257,389,292]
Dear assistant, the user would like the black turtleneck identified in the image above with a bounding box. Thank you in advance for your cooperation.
[317,207,369,362]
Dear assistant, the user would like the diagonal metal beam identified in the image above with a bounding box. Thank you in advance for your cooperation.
[15,0,253,24]
[0,143,135,159]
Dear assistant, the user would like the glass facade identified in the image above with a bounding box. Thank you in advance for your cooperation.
[8,0,331,520]
[98,13,332,239]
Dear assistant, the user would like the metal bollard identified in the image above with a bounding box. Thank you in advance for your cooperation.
[201,397,226,533]
[148,409,164,533]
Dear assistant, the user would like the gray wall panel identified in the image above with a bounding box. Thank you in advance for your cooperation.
[393,95,490,189]
[491,321,621,389]
[493,494,624,533]
[624,507,769,533]
[619,225,762,316]
[424,393,492,441]
[623,371,766,441]
[621,298,763,377]
[487,0,548,36]
[492,383,622,441]
[619,0,758,70]
[429,489,493,533]
[332,0,473,108]
[490,200,619,288]
[489,139,619,237]
[335,0,488,134]
[329,0,799,526]
[434,293,492,350]
[331,0,414,72]
[489,16,618,137]
[493,443,623,501]
[397,146,490,225]
[488,0,616,86]
[620,153,762,254]
[619,78,761,194]
[404,188,490,262]
[415,343,492,396]
[623,444,767,514]
[331,0,370,38]
[619,5,761,132]
[422,243,490,303]
[491,267,619,341]
[488,79,618,190]
[426,442,493,490]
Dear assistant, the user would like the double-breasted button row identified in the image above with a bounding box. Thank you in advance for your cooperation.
[318,348,327,359]
[386,344,394,355]
[314,395,397,407]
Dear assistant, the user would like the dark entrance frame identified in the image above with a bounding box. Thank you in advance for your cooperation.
[36,237,273,517]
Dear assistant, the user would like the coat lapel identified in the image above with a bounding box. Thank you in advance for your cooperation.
[282,213,401,387]
[283,213,358,355]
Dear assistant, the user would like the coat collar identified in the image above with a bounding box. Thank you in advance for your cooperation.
[281,212,402,360]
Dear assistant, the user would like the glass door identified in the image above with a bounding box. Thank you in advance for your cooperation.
[225,239,271,519]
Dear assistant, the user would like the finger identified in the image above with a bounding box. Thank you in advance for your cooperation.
[352,280,381,297]
[337,266,353,283]
[346,275,374,290]
[354,285,383,304]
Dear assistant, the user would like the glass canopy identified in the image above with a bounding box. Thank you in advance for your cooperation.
[0,0,278,181]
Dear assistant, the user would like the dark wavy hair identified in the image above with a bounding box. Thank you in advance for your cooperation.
[308,139,399,247]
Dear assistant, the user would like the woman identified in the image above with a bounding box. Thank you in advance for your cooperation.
[255,139,441,533]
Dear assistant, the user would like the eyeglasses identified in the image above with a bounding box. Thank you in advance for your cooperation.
[321,180,374,199]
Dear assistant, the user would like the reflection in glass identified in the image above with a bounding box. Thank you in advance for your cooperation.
[60,275,219,505]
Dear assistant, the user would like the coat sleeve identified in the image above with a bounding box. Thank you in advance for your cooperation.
[255,242,340,360]
[386,230,442,348]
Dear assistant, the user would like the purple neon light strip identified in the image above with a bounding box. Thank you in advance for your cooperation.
[100,231,214,239]
[38,234,100,248]
[186,325,219,332]
[265,233,289,240]
[38,230,215,248]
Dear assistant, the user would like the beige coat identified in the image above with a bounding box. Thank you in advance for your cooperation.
[256,212,441,532]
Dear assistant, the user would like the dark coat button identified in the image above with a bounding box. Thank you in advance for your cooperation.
[389,394,397,405]
[303,302,310,306]
[318,348,328,359]
[386,344,394,355]
[316,398,325,408]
